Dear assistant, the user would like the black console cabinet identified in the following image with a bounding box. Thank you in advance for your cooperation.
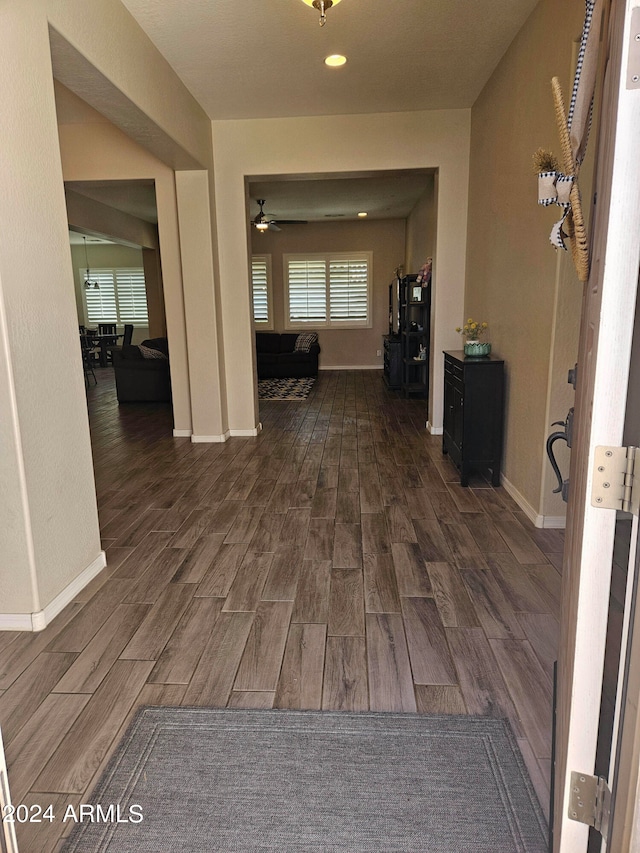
[442,350,505,486]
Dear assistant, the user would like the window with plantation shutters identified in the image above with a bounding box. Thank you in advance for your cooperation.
[329,258,368,322]
[82,268,148,327]
[284,252,371,329]
[287,258,327,324]
[83,271,118,324]
[114,268,148,324]
[251,255,273,329]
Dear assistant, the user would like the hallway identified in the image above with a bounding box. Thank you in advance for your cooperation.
[0,368,561,850]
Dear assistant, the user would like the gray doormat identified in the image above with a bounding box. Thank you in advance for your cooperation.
[62,707,548,852]
[258,377,315,400]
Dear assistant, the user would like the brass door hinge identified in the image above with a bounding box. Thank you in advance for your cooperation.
[591,446,640,515]
[569,771,611,840]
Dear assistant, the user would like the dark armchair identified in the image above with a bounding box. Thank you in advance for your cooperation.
[112,337,171,403]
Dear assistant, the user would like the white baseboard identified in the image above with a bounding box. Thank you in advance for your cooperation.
[0,551,107,632]
[426,421,443,435]
[500,474,566,529]
[173,429,192,437]
[191,424,262,443]
[540,516,567,529]
[319,365,382,371]
[229,425,262,437]
[191,433,229,443]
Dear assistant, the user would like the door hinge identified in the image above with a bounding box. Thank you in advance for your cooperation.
[627,6,640,90]
[591,445,640,514]
[569,772,611,840]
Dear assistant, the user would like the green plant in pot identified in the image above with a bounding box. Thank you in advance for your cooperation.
[456,318,491,357]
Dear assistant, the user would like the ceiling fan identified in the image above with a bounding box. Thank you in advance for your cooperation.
[252,199,308,232]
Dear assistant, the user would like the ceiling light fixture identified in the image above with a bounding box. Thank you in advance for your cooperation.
[325,54,347,67]
[358,211,368,218]
[301,0,342,28]
[254,199,270,232]
[82,236,99,290]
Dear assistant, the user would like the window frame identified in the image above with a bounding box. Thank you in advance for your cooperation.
[283,251,373,331]
[81,267,148,328]
[251,254,274,331]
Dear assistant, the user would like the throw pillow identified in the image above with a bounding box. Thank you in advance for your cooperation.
[138,344,168,360]
[294,333,318,353]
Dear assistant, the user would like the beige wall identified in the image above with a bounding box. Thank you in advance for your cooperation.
[251,219,406,368]
[213,109,471,432]
[405,176,437,275]
[0,0,216,625]
[465,0,584,524]
[57,108,193,435]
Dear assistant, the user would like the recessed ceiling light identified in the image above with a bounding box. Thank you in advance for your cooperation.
[358,212,368,218]
[325,54,347,68]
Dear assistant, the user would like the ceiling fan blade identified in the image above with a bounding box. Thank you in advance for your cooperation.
[268,222,282,232]
[271,219,308,225]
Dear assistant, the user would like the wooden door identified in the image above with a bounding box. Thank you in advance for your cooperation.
[554,0,640,849]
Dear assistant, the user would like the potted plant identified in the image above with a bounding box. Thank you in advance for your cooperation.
[456,318,491,357]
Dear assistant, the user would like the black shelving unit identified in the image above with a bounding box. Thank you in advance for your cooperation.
[383,335,402,389]
[399,274,431,398]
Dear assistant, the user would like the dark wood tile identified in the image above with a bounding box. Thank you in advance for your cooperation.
[0,653,76,744]
[275,623,327,710]
[401,597,457,684]
[414,685,467,714]
[322,636,368,711]
[182,612,254,706]
[363,553,401,613]
[426,562,479,628]
[291,560,332,623]
[328,569,365,636]
[366,613,416,712]
[148,597,224,684]
[33,660,154,793]
[234,601,293,691]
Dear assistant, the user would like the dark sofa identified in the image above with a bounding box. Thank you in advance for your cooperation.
[256,332,320,379]
[112,337,171,403]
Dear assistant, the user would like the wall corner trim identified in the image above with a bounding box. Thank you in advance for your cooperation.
[426,422,443,435]
[173,429,193,437]
[0,551,107,633]
[501,474,566,529]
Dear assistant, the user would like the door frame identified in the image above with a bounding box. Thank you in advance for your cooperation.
[555,0,640,849]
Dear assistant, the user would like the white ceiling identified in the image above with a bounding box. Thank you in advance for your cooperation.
[66,180,158,223]
[59,1,538,231]
[119,0,540,120]
[249,172,434,222]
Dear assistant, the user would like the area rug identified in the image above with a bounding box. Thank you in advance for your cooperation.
[258,377,315,400]
[62,708,547,852]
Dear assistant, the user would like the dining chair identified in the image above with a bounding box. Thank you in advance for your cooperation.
[97,323,119,365]
[79,334,98,385]
[122,324,134,347]
[98,323,117,336]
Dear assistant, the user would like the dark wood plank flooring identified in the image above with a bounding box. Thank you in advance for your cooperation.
[0,368,563,849]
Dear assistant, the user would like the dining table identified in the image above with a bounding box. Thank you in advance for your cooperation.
[80,331,124,367]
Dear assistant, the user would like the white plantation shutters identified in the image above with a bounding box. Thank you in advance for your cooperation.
[114,268,148,324]
[82,268,148,326]
[287,258,327,323]
[285,253,371,329]
[329,257,368,322]
[251,255,271,326]
[84,271,119,324]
